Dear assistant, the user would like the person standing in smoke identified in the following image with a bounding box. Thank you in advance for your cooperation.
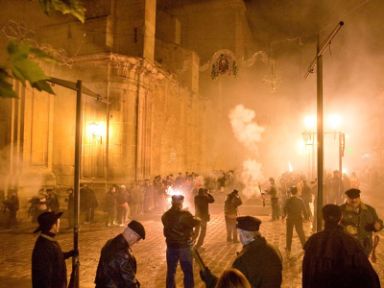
[265,178,280,221]
[301,179,313,220]
[194,188,215,249]
[224,189,242,243]
[3,190,19,228]
[162,195,200,288]
[303,204,380,288]
[104,185,117,227]
[282,186,307,258]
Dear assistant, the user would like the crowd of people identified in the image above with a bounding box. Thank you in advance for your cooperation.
[2,167,383,287]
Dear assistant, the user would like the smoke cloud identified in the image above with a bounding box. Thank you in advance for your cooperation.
[229,104,265,198]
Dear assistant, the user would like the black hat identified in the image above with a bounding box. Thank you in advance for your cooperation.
[127,220,146,239]
[322,204,341,223]
[33,211,63,233]
[345,188,360,199]
[232,189,239,194]
[236,216,261,231]
[171,194,184,202]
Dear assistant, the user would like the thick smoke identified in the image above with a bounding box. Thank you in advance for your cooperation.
[229,104,265,198]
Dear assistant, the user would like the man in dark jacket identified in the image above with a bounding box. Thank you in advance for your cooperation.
[303,204,380,288]
[32,211,75,288]
[194,188,215,249]
[162,194,200,288]
[95,220,145,288]
[224,189,242,243]
[233,216,282,288]
[339,188,383,256]
[282,186,307,258]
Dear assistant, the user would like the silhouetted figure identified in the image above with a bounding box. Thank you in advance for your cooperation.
[266,178,280,221]
[224,189,242,243]
[194,188,214,249]
[303,204,380,288]
[3,190,19,228]
[282,186,307,257]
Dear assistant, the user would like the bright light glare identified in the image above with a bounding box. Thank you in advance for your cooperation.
[342,167,348,175]
[326,114,342,130]
[304,115,316,130]
[87,122,106,138]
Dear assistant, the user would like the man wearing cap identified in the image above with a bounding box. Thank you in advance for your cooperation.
[162,194,200,288]
[194,188,215,249]
[95,220,145,287]
[32,211,75,288]
[303,204,380,288]
[232,216,282,288]
[340,188,383,256]
[224,189,242,243]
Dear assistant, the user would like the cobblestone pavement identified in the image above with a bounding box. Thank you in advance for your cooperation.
[0,203,383,288]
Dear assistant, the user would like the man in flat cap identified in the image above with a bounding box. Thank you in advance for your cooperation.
[340,188,383,256]
[232,216,282,288]
[162,194,200,288]
[32,211,75,288]
[95,220,146,287]
[303,204,380,288]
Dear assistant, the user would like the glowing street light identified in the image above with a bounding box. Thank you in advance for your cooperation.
[87,122,105,143]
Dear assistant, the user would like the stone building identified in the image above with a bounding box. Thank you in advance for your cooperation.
[0,0,255,205]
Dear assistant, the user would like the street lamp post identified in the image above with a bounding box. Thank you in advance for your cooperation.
[305,21,344,231]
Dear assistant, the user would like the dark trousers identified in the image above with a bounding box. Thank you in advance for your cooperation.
[225,216,237,241]
[286,218,306,251]
[85,207,95,223]
[105,210,115,226]
[166,247,194,288]
[271,198,280,220]
[116,205,127,224]
[195,220,207,247]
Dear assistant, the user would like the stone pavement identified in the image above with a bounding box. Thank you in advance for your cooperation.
[0,202,383,288]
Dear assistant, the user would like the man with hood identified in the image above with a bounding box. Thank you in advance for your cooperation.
[32,211,75,288]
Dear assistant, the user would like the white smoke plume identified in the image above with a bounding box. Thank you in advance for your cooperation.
[229,105,265,152]
[229,105,265,198]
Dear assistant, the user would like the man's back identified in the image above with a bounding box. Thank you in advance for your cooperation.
[303,225,380,288]
[233,237,282,288]
[284,196,307,219]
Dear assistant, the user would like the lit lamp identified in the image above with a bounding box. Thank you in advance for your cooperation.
[87,122,105,144]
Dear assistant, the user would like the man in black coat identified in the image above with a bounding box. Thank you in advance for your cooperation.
[162,194,200,288]
[95,220,146,288]
[282,186,307,258]
[200,216,282,288]
[32,211,75,288]
[303,204,380,288]
[194,188,215,249]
